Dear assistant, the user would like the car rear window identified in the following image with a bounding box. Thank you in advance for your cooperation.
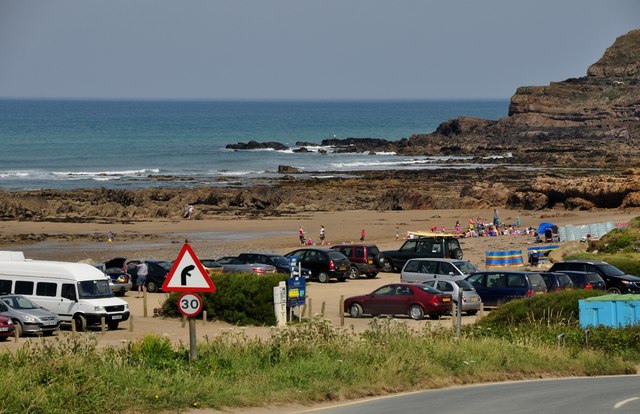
[420,285,442,294]
[528,274,547,291]
[328,251,348,261]
[586,273,603,283]
[367,246,380,256]
[557,274,574,288]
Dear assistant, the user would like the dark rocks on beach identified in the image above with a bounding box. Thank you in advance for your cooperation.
[277,165,300,174]
[225,140,289,151]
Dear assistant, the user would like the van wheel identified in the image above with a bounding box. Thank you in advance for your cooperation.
[108,321,119,330]
[381,260,394,273]
[408,305,425,320]
[73,315,87,332]
[348,266,360,279]
[452,249,463,260]
[146,280,158,293]
[607,287,622,294]
[349,303,363,318]
[317,272,330,283]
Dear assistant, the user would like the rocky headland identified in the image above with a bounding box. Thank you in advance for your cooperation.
[1,29,639,223]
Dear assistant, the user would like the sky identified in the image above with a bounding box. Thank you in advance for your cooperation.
[0,0,638,101]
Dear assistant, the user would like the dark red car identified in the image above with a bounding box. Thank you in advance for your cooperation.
[0,315,15,341]
[344,283,452,320]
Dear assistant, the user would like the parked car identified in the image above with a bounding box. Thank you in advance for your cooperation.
[199,259,224,276]
[0,294,60,336]
[465,271,547,306]
[540,272,575,292]
[400,258,478,283]
[0,315,15,341]
[344,283,452,320]
[213,257,277,275]
[376,236,463,273]
[284,248,350,283]
[93,257,132,296]
[422,279,482,315]
[553,270,606,290]
[127,260,173,293]
[330,244,380,279]
[548,260,640,294]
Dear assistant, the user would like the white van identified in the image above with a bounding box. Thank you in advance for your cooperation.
[0,251,130,331]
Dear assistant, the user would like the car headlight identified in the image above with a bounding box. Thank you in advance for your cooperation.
[124,304,129,311]
[24,315,38,323]
[94,306,106,312]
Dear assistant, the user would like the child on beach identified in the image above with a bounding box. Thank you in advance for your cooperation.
[319,225,326,245]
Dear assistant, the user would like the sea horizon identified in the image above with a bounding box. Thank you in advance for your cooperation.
[0,99,510,191]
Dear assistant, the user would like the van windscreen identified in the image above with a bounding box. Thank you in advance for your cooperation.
[78,280,114,299]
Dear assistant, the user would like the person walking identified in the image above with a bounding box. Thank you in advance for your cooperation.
[360,229,366,242]
[134,260,148,298]
[319,225,326,245]
[299,226,305,245]
[395,226,400,240]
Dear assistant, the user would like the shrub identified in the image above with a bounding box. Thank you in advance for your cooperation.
[161,272,287,325]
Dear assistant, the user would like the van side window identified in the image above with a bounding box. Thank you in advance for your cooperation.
[61,284,77,301]
[404,260,420,272]
[36,282,57,297]
[0,279,11,295]
[354,247,364,259]
[438,262,455,275]
[507,274,526,287]
[487,273,506,287]
[420,261,437,274]
[15,281,34,295]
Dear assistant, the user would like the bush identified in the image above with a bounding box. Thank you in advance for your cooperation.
[161,273,288,325]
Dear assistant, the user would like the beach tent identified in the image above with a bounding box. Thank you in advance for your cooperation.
[537,222,558,235]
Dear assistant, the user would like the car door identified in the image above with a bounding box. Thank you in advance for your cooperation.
[482,272,507,305]
[365,285,397,315]
[388,285,414,315]
[301,250,323,277]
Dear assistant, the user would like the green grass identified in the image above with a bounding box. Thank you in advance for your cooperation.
[0,317,637,414]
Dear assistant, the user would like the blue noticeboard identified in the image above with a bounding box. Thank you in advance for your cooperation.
[287,276,306,307]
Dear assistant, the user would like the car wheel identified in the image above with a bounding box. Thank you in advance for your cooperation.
[349,303,363,318]
[466,310,478,316]
[108,321,119,330]
[366,273,377,279]
[408,305,425,320]
[607,287,622,294]
[452,248,463,260]
[317,272,330,283]
[146,280,159,293]
[428,313,441,320]
[348,266,360,280]
[381,260,394,273]
[73,314,87,332]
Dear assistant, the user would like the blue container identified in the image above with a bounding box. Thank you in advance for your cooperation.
[579,294,640,328]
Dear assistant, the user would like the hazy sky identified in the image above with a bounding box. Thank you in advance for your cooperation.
[0,0,638,100]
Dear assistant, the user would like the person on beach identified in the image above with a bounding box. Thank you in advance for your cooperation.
[186,205,194,220]
[360,229,366,241]
[395,226,400,240]
[319,225,326,245]
[134,260,148,298]
[493,208,499,226]
[299,226,305,245]
[107,231,114,243]
[455,221,461,236]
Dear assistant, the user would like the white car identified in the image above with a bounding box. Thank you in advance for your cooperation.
[422,279,482,315]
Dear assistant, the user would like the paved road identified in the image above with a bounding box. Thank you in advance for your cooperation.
[303,376,640,414]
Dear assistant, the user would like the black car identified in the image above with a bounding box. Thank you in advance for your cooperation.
[549,260,640,294]
[376,236,463,273]
[284,248,350,283]
[552,270,606,290]
[540,272,575,292]
[126,260,173,293]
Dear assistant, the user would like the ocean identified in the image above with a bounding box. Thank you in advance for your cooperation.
[0,99,509,191]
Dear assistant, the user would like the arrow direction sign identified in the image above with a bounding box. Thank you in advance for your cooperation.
[162,243,216,293]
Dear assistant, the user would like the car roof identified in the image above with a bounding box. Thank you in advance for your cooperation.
[473,270,538,275]
[331,244,377,248]
[406,258,466,263]
[556,260,608,265]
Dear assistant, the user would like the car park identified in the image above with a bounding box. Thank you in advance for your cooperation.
[126,260,173,293]
[285,248,350,283]
[0,315,15,341]
[465,271,547,306]
[548,260,640,294]
[330,244,380,279]
[421,279,482,315]
[344,283,452,320]
[213,257,277,274]
[376,236,463,273]
[540,272,575,292]
[0,294,60,336]
[552,270,606,290]
[400,258,478,283]
[93,257,132,296]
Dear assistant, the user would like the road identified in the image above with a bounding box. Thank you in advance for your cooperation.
[301,376,640,414]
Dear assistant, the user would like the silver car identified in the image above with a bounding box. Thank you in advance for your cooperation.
[422,279,482,315]
[401,258,478,283]
[212,257,277,275]
[0,294,60,336]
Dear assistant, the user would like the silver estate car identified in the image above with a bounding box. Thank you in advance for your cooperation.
[0,294,60,336]
[401,258,479,284]
[422,279,482,315]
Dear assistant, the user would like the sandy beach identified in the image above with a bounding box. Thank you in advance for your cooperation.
[0,207,637,353]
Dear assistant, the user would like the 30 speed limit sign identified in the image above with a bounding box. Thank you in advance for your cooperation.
[177,293,203,317]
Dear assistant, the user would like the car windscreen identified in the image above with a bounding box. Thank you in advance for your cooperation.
[157,261,173,271]
[78,280,114,299]
[454,261,477,274]
[454,280,475,291]
[270,256,289,267]
[598,264,625,277]
[2,295,39,310]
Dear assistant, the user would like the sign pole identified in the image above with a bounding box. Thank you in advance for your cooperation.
[189,317,197,361]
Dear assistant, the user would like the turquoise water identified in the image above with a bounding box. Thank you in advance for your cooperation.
[0,99,508,190]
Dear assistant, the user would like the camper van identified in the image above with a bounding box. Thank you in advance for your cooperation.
[0,251,130,331]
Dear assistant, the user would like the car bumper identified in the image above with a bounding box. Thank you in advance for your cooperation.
[110,281,133,293]
[84,311,130,325]
[22,322,61,334]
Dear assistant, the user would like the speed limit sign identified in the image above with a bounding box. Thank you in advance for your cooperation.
[177,293,203,317]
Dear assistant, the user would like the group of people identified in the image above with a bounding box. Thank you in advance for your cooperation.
[297,226,366,246]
